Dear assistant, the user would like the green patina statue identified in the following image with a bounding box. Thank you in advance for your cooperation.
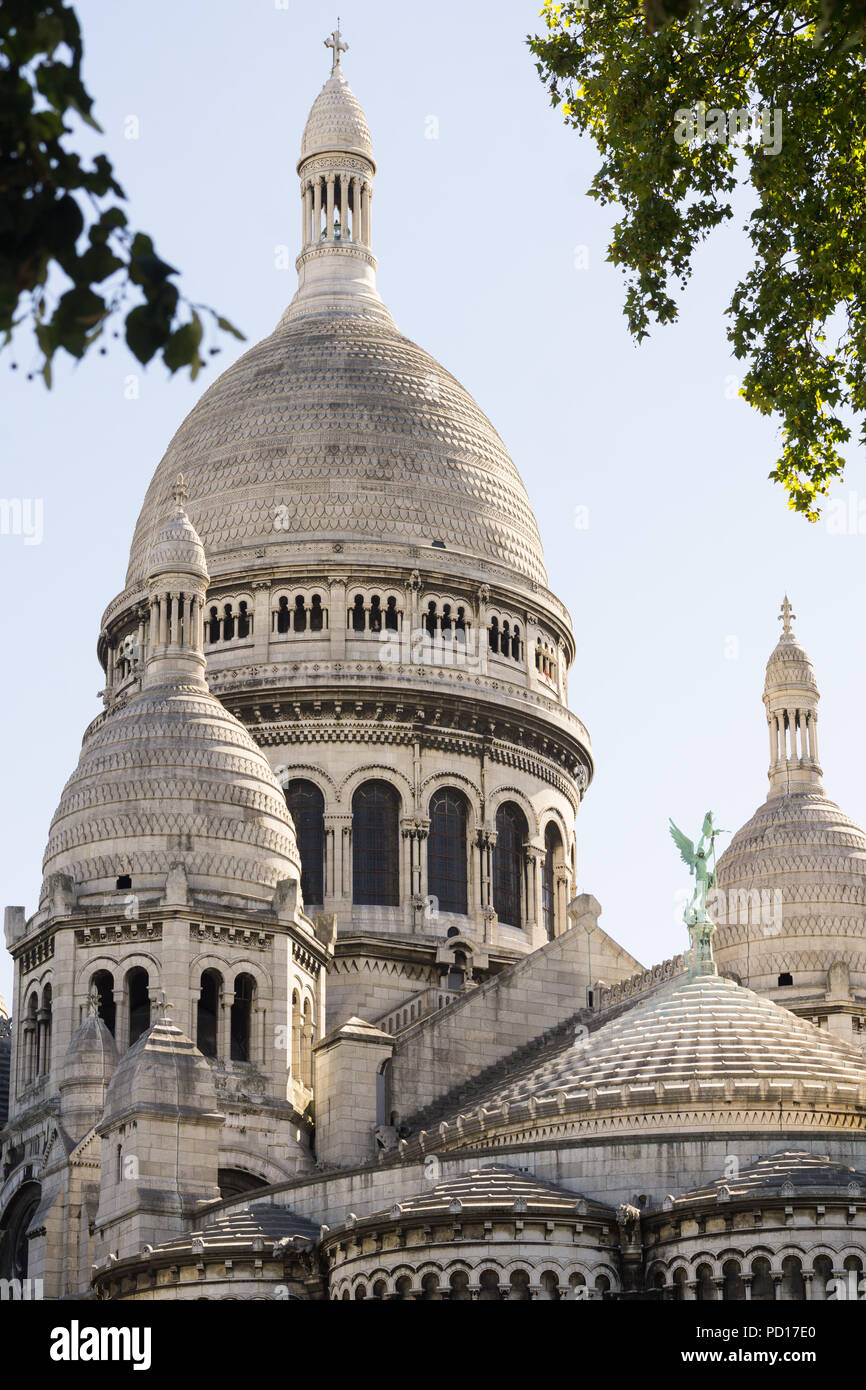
[669,811,726,967]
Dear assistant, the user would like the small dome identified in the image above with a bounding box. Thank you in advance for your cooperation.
[41,683,301,910]
[62,1012,118,1088]
[102,1015,218,1126]
[300,70,373,162]
[765,633,818,695]
[147,476,208,580]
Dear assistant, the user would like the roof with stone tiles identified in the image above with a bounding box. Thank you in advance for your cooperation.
[153,1202,319,1256]
[667,1148,866,1205]
[353,1165,611,1227]
[413,969,866,1138]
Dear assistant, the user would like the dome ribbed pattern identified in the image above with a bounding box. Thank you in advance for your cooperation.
[42,683,300,908]
[147,507,208,579]
[300,70,373,159]
[475,971,866,1108]
[716,793,866,906]
[765,635,818,693]
[126,312,547,587]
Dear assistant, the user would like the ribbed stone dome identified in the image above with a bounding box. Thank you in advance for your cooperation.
[147,492,208,579]
[125,310,547,588]
[300,69,373,160]
[716,793,866,908]
[41,682,301,910]
[765,629,818,693]
[478,971,866,1102]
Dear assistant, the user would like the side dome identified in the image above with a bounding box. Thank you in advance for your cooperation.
[407,966,866,1157]
[40,685,301,910]
[715,600,866,1028]
[42,488,302,912]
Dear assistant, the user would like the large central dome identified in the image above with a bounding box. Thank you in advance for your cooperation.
[126,309,547,588]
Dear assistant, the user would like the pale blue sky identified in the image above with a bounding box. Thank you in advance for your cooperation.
[2,0,864,1006]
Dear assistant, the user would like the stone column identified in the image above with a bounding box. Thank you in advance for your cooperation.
[170,592,181,646]
[312,177,322,243]
[251,581,270,663]
[302,180,312,246]
[359,179,369,244]
[326,175,335,240]
[329,578,347,660]
[339,174,349,238]
[525,845,543,944]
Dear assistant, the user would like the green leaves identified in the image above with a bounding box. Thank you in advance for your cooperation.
[530,0,866,518]
[0,1,245,384]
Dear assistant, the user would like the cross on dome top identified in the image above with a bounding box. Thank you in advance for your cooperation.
[778,594,795,636]
[325,23,348,73]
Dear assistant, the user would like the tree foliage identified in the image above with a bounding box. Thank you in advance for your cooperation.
[0,0,243,385]
[530,1,866,518]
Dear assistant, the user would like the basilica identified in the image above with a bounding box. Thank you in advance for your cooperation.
[2,33,866,1303]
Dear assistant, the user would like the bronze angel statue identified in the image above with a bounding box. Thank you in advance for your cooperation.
[669,811,726,929]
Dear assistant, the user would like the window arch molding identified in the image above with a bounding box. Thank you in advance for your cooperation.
[420,771,482,824]
[487,787,539,839]
[337,764,413,806]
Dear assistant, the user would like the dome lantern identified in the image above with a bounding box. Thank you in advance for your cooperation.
[287,27,385,323]
[764,595,822,798]
[143,475,209,690]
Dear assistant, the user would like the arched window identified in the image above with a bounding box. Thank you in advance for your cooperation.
[542,821,564,941]
[22,994,38,1086]
[222,603,235,641]
[369,595,382,632]
[127,968,150,1046]
[285,779,325,906]
[230,973,255,1062]
[352,781,400,906]
[196,969,221,1057]
[301,997,313,1087]
[351,594,365,631]
[310,594,324,631]
[237,600,250,639]
[494,802,527,929]
[92,970,116,1036]
[750,1257,774,1301]
[722,1259,745,1300]
[38,983,52,1076]
[294,595,307,632]
[695,1264,715,1300]
[0,1181,41,1282]
[489,617,500,654]
[384,596,399,631]
[276,596,291,634]
[427,788,468,914]
[291,990,302,1082]
[208,606,220,643]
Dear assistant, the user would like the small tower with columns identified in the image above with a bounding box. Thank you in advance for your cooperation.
[143,474,209,690]
[288,27,385,322]
[764,595,822,798]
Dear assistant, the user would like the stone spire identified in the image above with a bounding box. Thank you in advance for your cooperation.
[764,596,822,798]
[284,29,387,323]
[143,475,209,690]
